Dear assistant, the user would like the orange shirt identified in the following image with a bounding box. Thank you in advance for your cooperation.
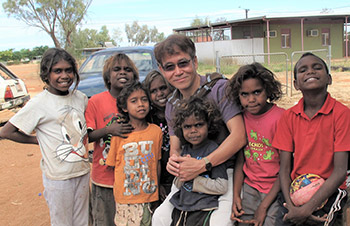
[106,124,162,204]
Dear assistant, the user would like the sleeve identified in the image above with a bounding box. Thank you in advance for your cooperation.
[85,97,97,131]
[192,177,228,195]
[157,127,163,160]
[105,136,118,166]
[165,102,175,136]
[211,80,241,124]
[9,98,43,135]
[334,106,350,152]
[272,110,294,152]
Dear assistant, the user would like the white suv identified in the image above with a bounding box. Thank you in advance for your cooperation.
[0,62,30,111]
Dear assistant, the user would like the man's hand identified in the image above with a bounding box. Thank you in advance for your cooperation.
[166,154,180,177]
[177,155,205,181]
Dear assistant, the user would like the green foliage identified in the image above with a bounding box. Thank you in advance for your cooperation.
[0,46,49,63]
[191,16,210,27]
[125,21,165,46]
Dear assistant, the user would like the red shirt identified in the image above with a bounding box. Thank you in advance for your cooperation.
[85,91,117,187]
[272,93,350,189]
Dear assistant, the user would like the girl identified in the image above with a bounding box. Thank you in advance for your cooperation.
[142,70,174,202]
[85,52,138,225]
[0,48,90,226]
[106,82,163,226]
[169,96,228,226]
[226,62,285,226]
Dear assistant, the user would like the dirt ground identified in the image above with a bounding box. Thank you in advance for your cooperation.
[0,63,349,225]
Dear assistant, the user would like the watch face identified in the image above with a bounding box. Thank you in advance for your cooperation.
[205,162,212,171]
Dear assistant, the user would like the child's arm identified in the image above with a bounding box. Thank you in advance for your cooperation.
[87,121,134,142]
[0,122,37,144]
[231,149,245,221]
[251,176,280,226]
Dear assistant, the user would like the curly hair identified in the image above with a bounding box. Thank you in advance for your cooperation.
[225,62,282,108]
[103,53,139,90]
[40,48,80,90]
[173,97,222,145]
[116,82,150,122]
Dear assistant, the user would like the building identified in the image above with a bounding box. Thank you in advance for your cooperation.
[174,14,350,62]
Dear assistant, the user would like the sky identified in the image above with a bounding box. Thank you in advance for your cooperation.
[0,0,349,51]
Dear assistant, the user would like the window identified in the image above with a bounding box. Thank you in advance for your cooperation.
[269,30,277,38]
[322,28,330,46]
[281,29,291,48]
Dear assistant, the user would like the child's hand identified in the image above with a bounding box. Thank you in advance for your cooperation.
[107,121,133,138]
[231,196,244,221]
[251,205,268,226]
[282,202,327,225]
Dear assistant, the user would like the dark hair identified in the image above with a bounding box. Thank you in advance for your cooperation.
[117,82,150,121]
[226,62,282,107]
[40,48,80,90]
[103,53,139,90]
[142,70,174,101]
[173,97,221,145]
[293,52,329,80]
[154,34,196,67]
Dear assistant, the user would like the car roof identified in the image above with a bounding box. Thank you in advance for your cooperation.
[91,46,155,55]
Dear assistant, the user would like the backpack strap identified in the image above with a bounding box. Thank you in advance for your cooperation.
[195,72,227,98]
[167,72,226,106]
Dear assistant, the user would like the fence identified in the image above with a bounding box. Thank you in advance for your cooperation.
[217,47,331,97]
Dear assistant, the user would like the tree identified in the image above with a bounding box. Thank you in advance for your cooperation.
[125,21,165,46]
[71,26,116,50]
[191,16,210,27]
[2,0,92,49]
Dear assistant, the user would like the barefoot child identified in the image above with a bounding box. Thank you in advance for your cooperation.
[273,52,350,226]
[169,97,228,226]
[0,48,90,226]
[106,82,163,226]
[226,62,285,226]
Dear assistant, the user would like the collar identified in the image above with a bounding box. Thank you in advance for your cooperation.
[291,93,335,118]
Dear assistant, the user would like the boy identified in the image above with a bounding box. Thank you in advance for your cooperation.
[170,97,228,225]
[272,52,350,226]
[85,53,137,225]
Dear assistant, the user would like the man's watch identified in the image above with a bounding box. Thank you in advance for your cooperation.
[203,157,212,171]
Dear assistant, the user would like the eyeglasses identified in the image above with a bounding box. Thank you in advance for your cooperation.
[162,59,191,72]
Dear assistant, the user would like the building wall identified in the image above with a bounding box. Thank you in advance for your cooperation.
[265,21,344,58]
[195,38,264,63]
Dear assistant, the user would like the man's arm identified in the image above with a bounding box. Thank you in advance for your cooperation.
[176,114,246,181]
[0,121,38,144]
[166,135,182,176]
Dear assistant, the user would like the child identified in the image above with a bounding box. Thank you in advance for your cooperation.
[142,70,174,202]
[226,62,285,226]
[106,82,163,226]
[0,48,90,226]
[169,97,228,226]
[85,52,138,225]
[272,52,350,226]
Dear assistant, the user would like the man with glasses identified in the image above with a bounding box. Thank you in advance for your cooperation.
[152,34,246,225]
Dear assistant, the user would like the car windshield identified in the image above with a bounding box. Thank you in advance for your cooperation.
[79,51,154,79]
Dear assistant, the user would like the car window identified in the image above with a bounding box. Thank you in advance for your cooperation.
[79,51,154,79]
